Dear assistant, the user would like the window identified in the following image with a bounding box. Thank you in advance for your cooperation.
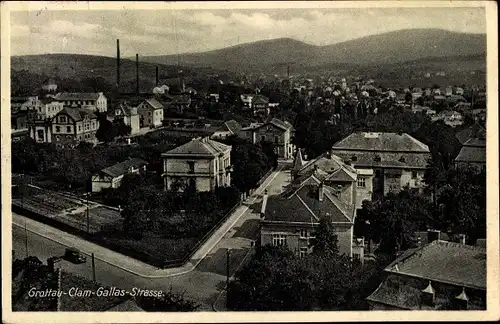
[261,135,266,142]
[357,177,366,188]
[55,126,61,132]
[412,171,418,179]
[399,156,406,163]
[59,116,66,123]
[148,112,152,116]
[187,161,195,173]
[300,229,309,239]
[299,247,308,258]
[274,136,279,143]
[66,126,71,133]
[272,234,287,247]
[78,125,82,132]
[351,155,357,161]
[374,155,381,162]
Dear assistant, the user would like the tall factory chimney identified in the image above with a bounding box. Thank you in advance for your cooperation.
[156,66,159,86]
[287,64,290,78]
[136,53,139,95]
[116,39,120,86]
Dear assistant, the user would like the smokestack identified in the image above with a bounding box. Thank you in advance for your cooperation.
[287,64,290,78]
[136,53,139,96]
[116,39,120,86]
[156,66,159,87]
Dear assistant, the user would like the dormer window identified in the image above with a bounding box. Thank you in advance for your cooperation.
[351,155,357,161]
[455,287,469,310]
[421,281,436,307]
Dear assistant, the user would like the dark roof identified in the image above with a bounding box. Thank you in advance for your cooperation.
[56,107,97,122]
[144,98,164,110]
[216,120,242,134]
[455,146,486,163]
[269,118,293,131]
[332,132,430,152]
[54,92,101,101]
[263,174,354,224]
[252,95,269,104]
[385,240,486,290]
[455,125,486,145]
[163,137,231,157]
[100,158,148,178]
[297,153,357,181]
[332,151,431,169]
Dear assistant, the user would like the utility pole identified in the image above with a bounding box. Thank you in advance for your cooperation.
[91,253,96,282]
[226,248,230,288]
[24,220,28,258]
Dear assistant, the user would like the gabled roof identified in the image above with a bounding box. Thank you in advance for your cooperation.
[54,92,102,101]
[455,146,486,164]
[292,149,306,172]
[143,98,164,110]
[216,120,242,135]
[268,118,293,131]
[100,158,148,178]
[332,132,430,153]
[163,137,231,157]
[263,174,354,224]
[385,240,486,290]
[297,152,357,182]
[251,95,269,104]
[56,107,97,122]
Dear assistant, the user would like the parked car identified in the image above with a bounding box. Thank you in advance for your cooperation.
[63,247,87,264]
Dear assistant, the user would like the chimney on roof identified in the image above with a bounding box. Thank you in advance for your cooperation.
[136,54,140,96]
[427,229,440,243]
[116,39,120,87]
[260,194,268,218]
[318,182,324,202]
[156,66,159,87]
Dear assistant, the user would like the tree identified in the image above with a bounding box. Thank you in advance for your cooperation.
[310,214,339,257]
[355,189,433,257]
[96,118,117,143]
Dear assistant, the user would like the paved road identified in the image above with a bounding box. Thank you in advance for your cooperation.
[11,169,291,311]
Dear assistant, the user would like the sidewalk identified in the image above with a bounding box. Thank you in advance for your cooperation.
[12,166,283,278]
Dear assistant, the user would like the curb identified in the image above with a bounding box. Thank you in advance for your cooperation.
[13,167,283,279]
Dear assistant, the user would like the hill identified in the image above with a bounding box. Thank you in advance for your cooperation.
[141,29,486,71]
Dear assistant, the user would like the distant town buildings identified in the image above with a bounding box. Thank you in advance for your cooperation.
[455,126,486,171]
[161,137,232,192]
[41,78,58,92]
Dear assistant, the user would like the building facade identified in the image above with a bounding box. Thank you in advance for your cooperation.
[331,132,431,198]
[162,137,232,192]
[113,103,140,135]
[137,98,164,128]
[49,107,100,146]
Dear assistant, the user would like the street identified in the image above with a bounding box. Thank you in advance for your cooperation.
[11,168,291,311]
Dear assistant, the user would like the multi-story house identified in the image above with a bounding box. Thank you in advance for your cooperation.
[455,125,486,172]
[36,98,65,120]
[367,239,486,310]
[240,118,295,160]
[50,107,100,146]
[112,102,140,135]
[137,98,164,128]
[211,120,242,140]
[161,137,232,192]
[260,154,362,260]
[251,95,270,117]
[331,132,431,198]
[91,158,148,193]
[54,92,108,113]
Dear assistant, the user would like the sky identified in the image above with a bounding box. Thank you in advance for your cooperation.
[10,6,486,57]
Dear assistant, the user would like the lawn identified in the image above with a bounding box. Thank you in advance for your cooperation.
[97,230,199,267]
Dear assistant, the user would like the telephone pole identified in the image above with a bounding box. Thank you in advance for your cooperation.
[24,220,28,258]
[91,253,96,282]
